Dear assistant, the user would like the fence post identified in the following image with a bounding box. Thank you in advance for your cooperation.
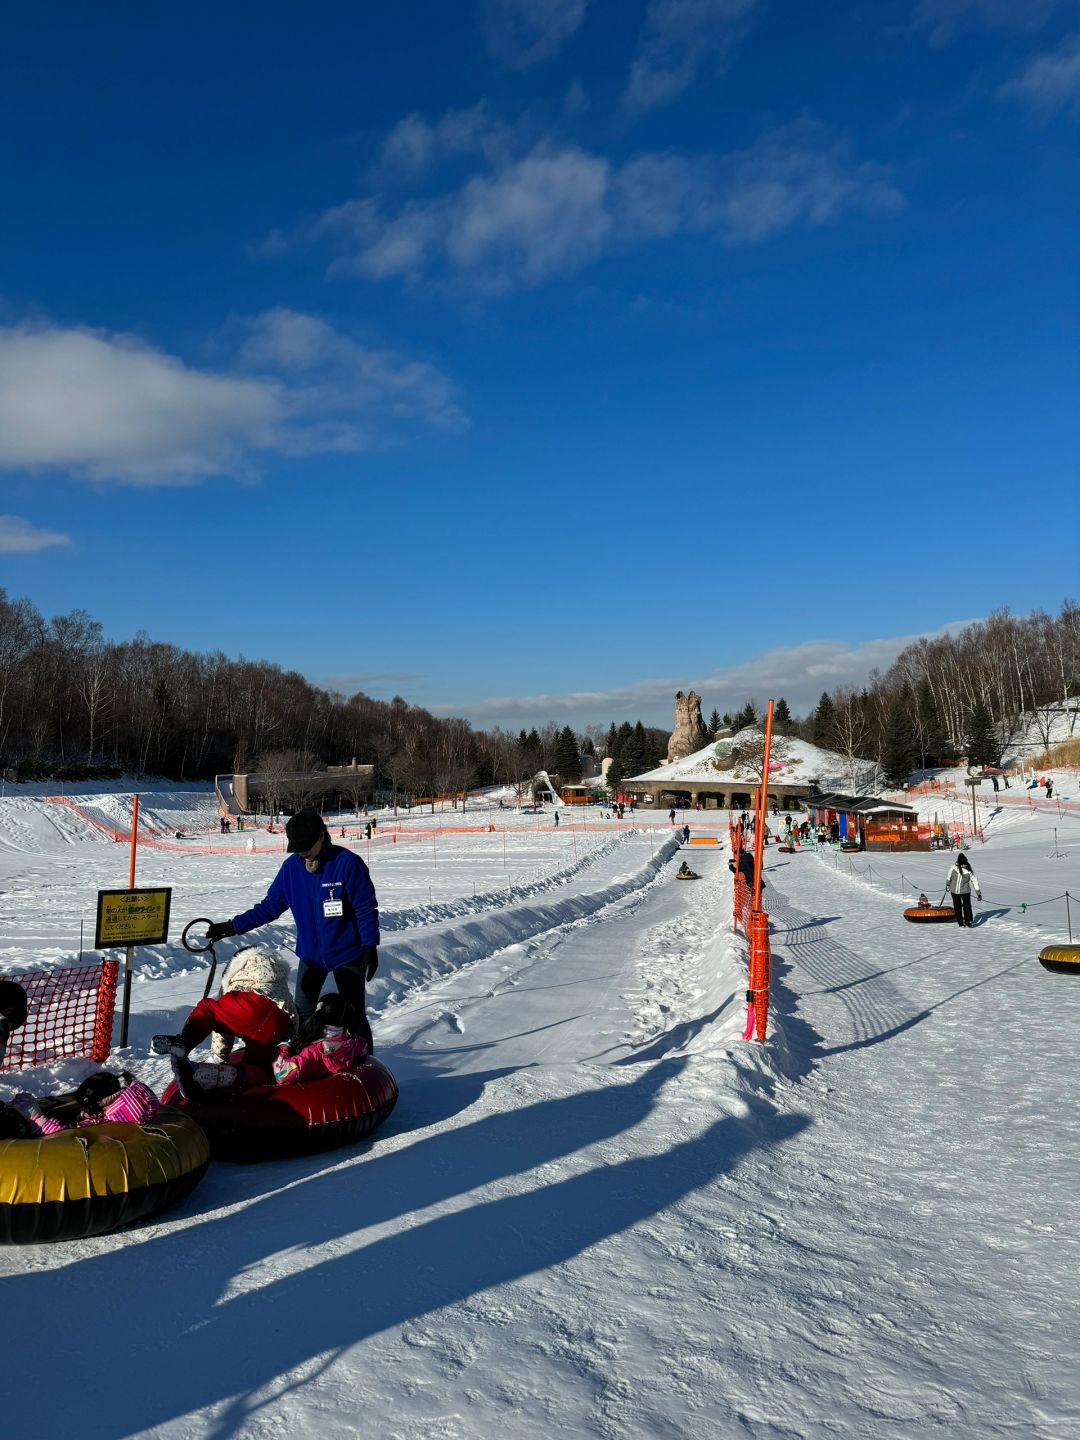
[1067,891,1073,944]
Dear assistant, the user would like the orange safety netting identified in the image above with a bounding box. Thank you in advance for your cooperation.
[0,960,119,1071]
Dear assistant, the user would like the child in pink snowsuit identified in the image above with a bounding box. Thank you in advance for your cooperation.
[273,993,369,1086]
[13,1071,160,1135]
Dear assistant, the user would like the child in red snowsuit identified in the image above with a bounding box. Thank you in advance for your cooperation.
[152,946,297,1098]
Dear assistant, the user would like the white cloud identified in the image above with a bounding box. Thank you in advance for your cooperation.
[703,124,905,245]
[478,0,589,69]
[0,514,72,553]
[374,103,518,183]
[915,0,1061,45]
[624,0,762,116]
[307,122,901,294]
[436,624,974,730]
[998,33,1080,115]
[0,314,465,485]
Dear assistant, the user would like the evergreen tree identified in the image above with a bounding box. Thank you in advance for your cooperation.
[722,712,732,727]
[708,708,721,736]
[882,700,918,788]
[626,720,650,775]
[734,699,758,730]
[774,697,792,733]
[965,703,1001,767]
[607,757,624,796]
[605,722,618,759]
[581,735,595,756]
[812,692,834,747]
[555,725,581,782]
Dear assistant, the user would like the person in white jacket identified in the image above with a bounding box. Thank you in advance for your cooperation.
[946,852,982,928]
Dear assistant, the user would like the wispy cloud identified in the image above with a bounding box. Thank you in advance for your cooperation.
[435,623,974,730]
[0,514,72,553]
[998,33,1080,115]
[372,103,519,185]
[624,0,763,116]
[0,312,465,485]
[914,0,1061,45]
[291,118,902,297]
[478,0,589,69]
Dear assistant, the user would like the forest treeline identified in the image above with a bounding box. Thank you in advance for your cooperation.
[719,601,1080,785]
[0,587,666,797]
[0,588,1075,795]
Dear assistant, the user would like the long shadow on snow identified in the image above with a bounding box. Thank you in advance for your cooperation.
[607,998,736,1066]
[8,1058,809,1439]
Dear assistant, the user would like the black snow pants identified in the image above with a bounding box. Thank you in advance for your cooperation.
[951,892,973,927]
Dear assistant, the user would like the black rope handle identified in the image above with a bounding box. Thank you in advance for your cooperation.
[181,918,215,954]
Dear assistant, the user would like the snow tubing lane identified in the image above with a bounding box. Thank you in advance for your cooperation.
[1038,944,1080,974]
[0,1107,210,1245]
[161,1058,399,1162]
[903,906,956,924]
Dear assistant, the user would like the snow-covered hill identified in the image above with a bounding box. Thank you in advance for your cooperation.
[627,727,880,794]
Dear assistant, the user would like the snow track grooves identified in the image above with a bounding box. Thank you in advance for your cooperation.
[375,832,682,1035]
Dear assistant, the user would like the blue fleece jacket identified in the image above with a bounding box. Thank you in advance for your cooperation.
[230,842,380,970]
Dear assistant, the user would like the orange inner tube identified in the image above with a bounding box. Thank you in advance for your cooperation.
[903,906,955,923]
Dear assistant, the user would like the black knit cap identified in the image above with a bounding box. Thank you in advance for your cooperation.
[286,810,327,853]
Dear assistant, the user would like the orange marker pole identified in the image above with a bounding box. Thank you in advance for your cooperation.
[752,702,774,912]
[120,793,139,1047]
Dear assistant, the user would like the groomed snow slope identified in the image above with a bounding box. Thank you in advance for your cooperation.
[1,791,1078,1438]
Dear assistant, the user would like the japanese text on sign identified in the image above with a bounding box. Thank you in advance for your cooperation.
[95,888,172,948]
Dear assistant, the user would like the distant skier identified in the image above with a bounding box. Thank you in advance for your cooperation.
[946,853,982,928]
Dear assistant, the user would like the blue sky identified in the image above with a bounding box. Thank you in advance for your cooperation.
[1,0,1077,730]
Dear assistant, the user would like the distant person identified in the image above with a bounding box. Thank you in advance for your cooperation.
[682,824,690,844]
[1046,778,1054,800]
[668,807,676,824]
[554,811,559,827]
[946,852,981,928]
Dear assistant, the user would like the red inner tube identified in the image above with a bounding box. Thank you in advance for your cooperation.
[903,906,955,923]
[162,1056,399,1162]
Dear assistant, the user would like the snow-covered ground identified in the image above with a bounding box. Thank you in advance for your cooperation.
[2,787,1078,1439]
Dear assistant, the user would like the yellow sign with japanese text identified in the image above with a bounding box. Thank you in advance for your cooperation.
[95,888,172,948]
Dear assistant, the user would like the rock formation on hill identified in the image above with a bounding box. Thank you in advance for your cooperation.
[667,690,709,763]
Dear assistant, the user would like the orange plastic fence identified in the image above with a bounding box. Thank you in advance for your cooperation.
[748,909,770,1042]
[0,959,119,1071]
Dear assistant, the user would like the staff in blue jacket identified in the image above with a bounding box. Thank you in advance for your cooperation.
[206,810,380,1047]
